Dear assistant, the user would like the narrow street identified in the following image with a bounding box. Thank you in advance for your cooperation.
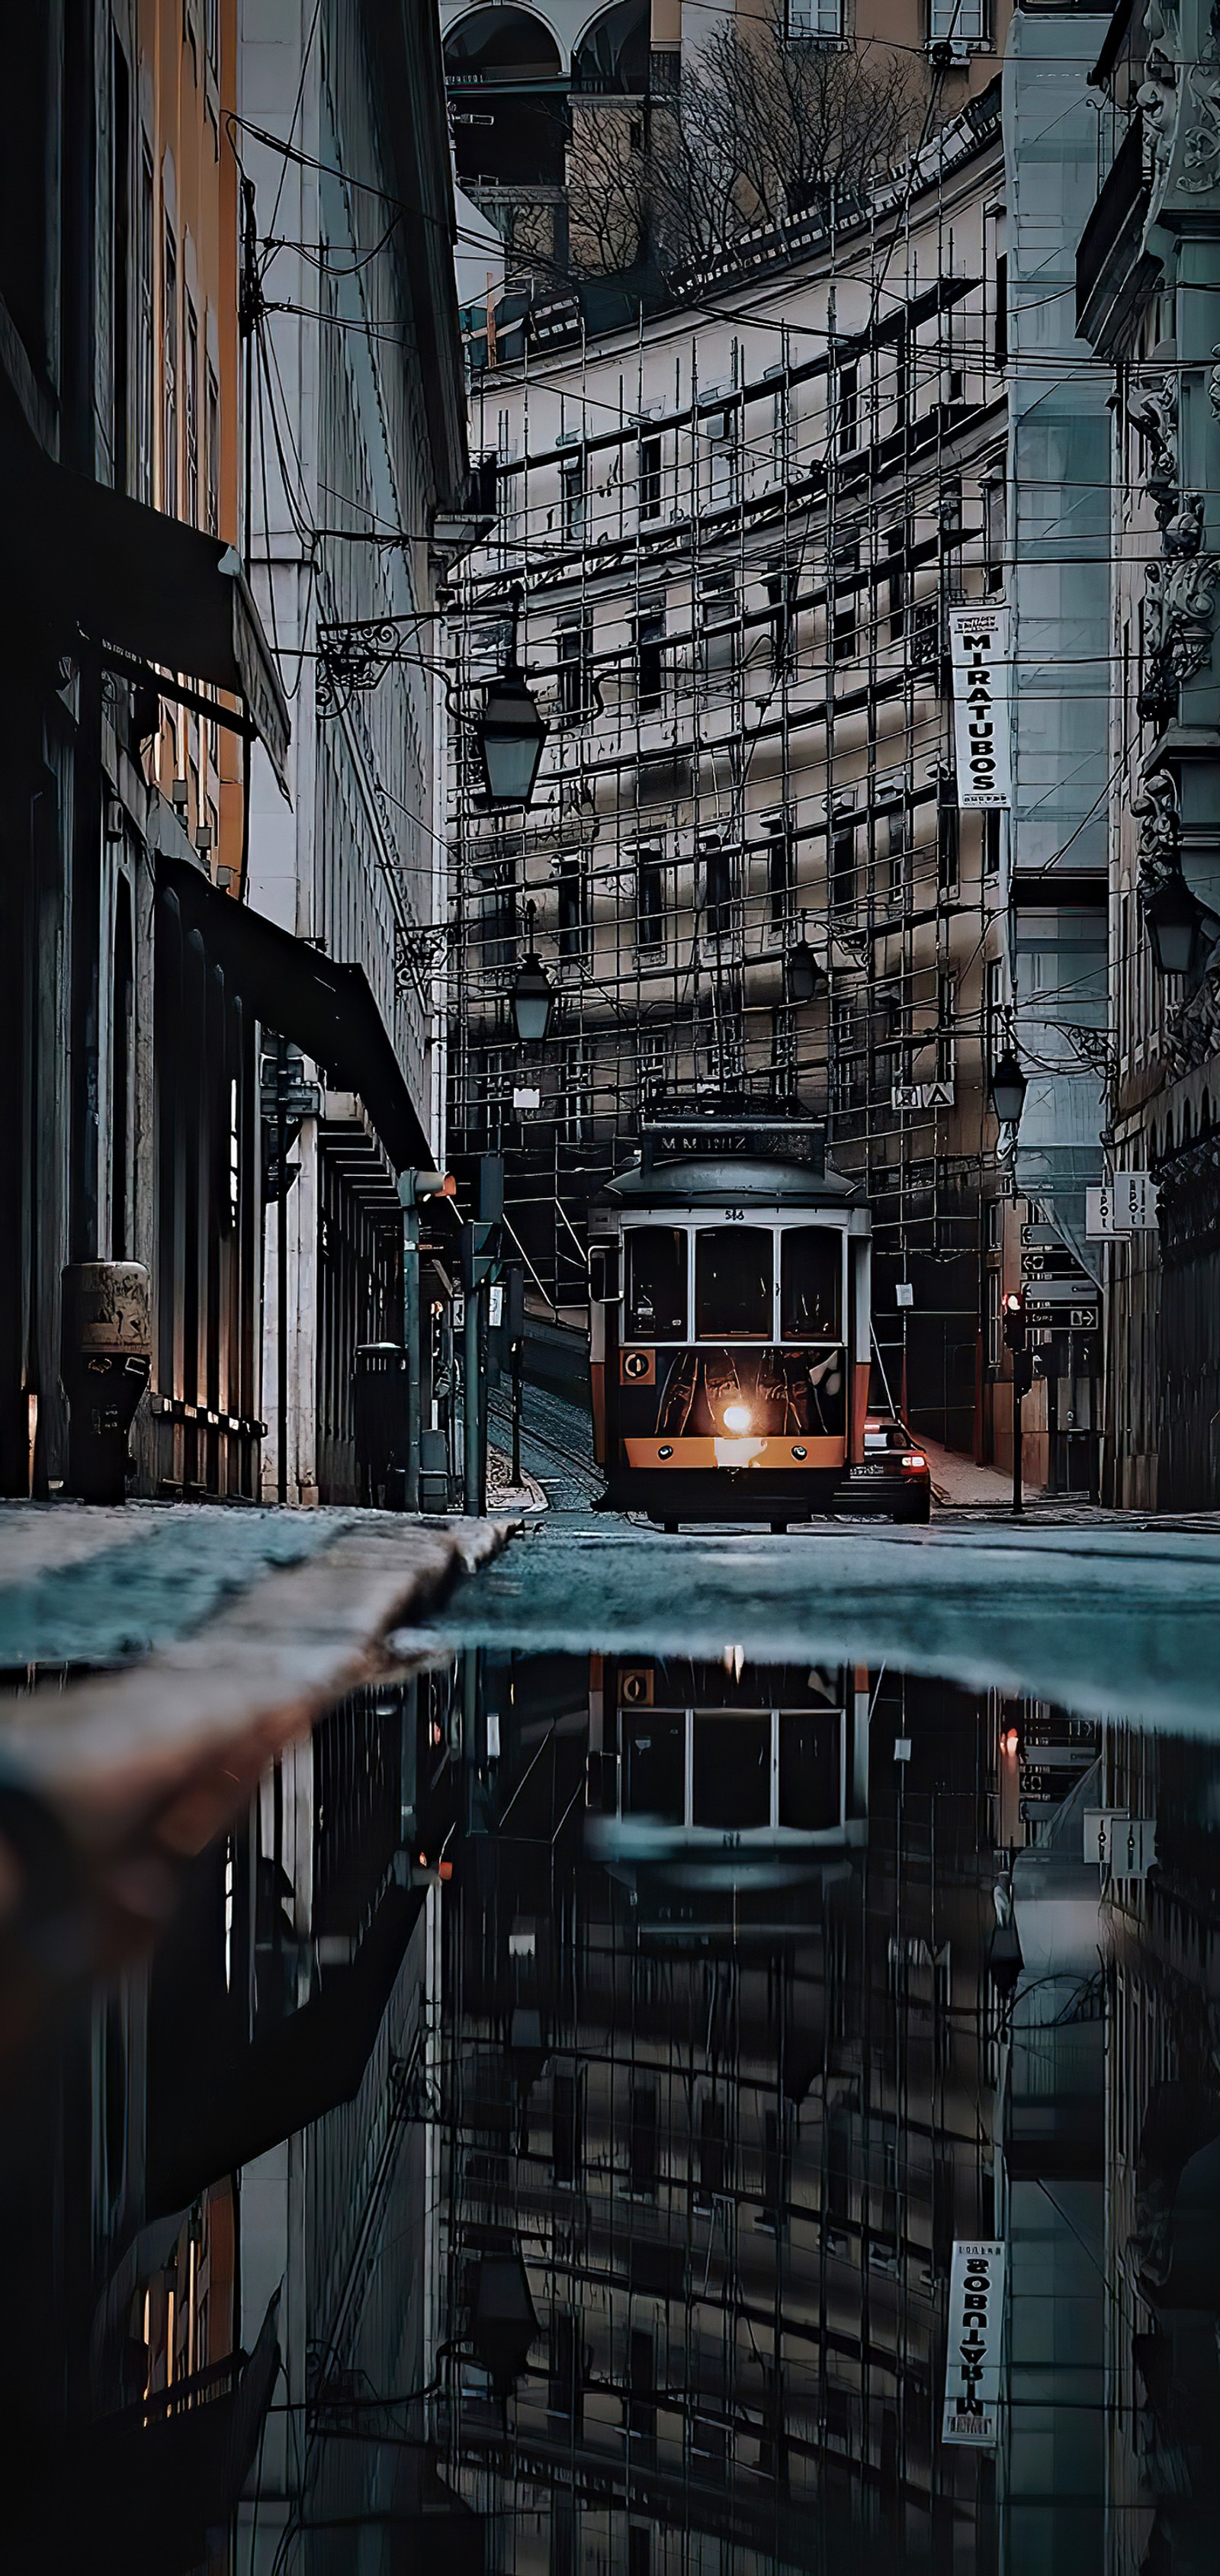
[451,1380,1220,1736]
[8,0,1220,2570]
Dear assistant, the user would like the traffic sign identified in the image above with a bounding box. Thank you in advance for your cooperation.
[1020,1248,1086,1280]
[1025,1295,1099,1330]
[1020,1275,1096,1304]
[892,1079,955,1111]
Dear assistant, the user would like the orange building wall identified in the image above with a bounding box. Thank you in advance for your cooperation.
[131,0,243,876]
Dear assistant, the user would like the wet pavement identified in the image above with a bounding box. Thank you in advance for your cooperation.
[5,1457,1220,2575]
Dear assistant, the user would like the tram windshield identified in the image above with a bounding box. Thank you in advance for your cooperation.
[624,1228,688,1339]
[693,1714,770,1828]
[780,1226,842,1339]
[621,1714,684,1820]
[620,1704,843,1832]
[695,1227,772,1338]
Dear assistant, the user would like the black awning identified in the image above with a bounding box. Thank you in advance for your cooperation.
[34,2292,282,2575]
[0,397,289,783]
[160,853,432,1177]
[146,1884,424,2218]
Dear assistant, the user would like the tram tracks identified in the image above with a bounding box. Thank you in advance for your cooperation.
[487,1384,603,1507]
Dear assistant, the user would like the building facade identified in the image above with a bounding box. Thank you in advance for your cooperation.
[441,0,1013,298]
[0,0,469,1518]
[1076,0,1220,1511]
[239,0,474,1505]
[0,0,292,1506]
[449,89,1015,1454]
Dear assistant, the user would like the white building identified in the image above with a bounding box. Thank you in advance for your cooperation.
[449,87,1014,1456]
[240,0,471,1502]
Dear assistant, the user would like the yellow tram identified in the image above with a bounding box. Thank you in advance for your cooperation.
[587,1105,872,1527]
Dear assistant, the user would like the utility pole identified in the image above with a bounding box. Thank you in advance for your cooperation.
[506,1265,525,1488]
[399,1168,457,1513]
[461,1157,504,1517]
[1003,1290,1032,1517]
[260,1042,319,1507]
[464,1283,482,1518]
[401,1186,421,1514]
[276,1035,289,1504]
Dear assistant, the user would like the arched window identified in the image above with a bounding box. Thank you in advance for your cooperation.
[445,5,561,81]
[572,0,649,93]
[445,7,567,186]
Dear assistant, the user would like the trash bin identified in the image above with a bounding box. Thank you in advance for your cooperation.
[60,1263,152,1503]
[353,1343,409,1509]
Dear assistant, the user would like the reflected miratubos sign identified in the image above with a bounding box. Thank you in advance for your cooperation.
[942,2240,1006,2446]
[949,606,1012,809]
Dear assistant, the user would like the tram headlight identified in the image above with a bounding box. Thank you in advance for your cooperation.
[722,1402,753,1434]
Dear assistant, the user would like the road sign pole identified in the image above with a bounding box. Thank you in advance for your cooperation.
[464,1278,480,1517]
[512,1331,522,1486]
[402,1196,420,1513]
[277,1036,288,1507]
[1013,1385,1023,1517]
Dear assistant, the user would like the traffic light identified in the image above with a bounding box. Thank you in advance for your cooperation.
[1002,1290,1026,1353]
[401,1168,457,1206]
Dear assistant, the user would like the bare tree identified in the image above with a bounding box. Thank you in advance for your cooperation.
[567,11,919,284]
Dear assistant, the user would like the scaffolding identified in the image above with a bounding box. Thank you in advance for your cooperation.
[448,92,1008,1443]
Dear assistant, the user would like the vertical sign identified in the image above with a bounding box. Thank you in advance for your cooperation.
[1086,1174,1157,1236]
[949,607,1012,809]
[942,2240,1006,2446]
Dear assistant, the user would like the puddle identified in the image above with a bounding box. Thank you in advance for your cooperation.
[3,1550,1218,2573]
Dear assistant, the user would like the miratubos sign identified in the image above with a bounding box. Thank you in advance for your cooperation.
[941,2240,1006,2446]
[949,607,1012,810]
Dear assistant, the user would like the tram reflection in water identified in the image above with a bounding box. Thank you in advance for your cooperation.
[589,1109,871,1524]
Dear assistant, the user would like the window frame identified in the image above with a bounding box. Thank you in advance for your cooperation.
[618,1698,849,1836]
[621,1219,848,1346]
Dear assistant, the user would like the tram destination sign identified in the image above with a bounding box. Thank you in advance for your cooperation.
[640,1101,823,1167]
[942,2240,1006,2447]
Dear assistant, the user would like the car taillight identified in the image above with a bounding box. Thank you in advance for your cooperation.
[902,1451,926,1470]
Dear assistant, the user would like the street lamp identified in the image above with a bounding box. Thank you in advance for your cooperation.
[786,911,827,1003]
[990,1046,1028,1126]
[1145,869,1219,978]
[512,901,555,1044]
[477,595,547,808]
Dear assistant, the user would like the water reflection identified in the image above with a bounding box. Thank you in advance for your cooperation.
[8,1643,1220,2572]
[450,1657,996,2576]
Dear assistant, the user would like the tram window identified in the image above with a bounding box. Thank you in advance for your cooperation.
[695,1229,772,1338]
[779,1713,841,1829]
[693,1714,770,1829]
[625,1229,687,1340]
[621,1714,684,1822]
[780,1228,842,1339]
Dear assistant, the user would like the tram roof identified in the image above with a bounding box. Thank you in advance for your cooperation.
[596,1155,862,1210]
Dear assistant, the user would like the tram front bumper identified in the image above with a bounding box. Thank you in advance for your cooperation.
[607,1437,846,1523]
[621,1436,844,1473]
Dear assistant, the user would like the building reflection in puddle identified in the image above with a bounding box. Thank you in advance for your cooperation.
[446,1654,998,2576]
[7,1650,1220,2573]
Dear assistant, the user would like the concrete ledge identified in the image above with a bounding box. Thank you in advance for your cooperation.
[0,1514,513,1829]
